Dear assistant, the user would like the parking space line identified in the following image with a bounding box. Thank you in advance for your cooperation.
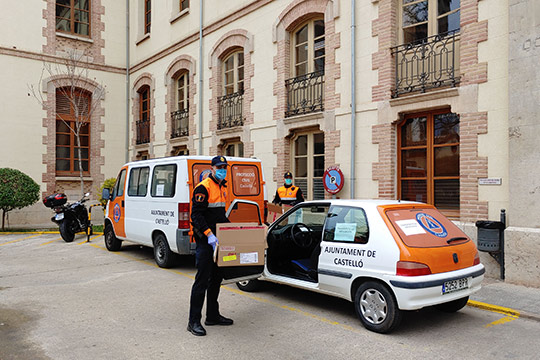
[86,242,368,335]
[39,237,64,246]
[0,234,42,246]
[77,234,104,245]
[467,300,520,328]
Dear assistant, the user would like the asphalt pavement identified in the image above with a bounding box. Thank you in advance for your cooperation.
[469,277,540,322]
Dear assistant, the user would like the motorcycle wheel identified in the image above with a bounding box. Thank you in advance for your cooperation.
[59,220,75,242]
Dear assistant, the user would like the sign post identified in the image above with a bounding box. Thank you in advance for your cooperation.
[323,166,344,198]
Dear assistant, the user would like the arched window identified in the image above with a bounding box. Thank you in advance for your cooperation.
[137,86,150,144]
[171,72,189,138]
[292,19,325,77]
[55,87,91,175]
[292,132,325,200]
[223,51,244,95]
[218,50,244,129]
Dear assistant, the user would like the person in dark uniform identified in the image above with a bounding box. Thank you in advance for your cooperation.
[272,171,305,206]
[187,155,233,336]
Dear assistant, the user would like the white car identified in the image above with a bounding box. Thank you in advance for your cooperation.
[234,199,485,333]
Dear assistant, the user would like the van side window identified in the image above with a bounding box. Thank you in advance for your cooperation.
[151,164,177,197]
[113,169,127,199]
[128,167,150,197]
[323,206,370,244]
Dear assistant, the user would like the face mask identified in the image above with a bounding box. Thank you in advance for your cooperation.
[215,169,227,181]
[284,178,292,186]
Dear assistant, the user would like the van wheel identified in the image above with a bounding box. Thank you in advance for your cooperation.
[435,296,469,313]
[104,223,122,251]
[354,281,402,334]
[236,279,261,292]
[154,234,175,268]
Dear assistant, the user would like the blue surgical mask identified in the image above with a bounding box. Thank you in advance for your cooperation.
[215,169,227,181]
[285,178,292,186]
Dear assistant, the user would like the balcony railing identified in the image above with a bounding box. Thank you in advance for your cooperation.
[285,70,324,117]
[391,30,460,98]
[171,108,189,138]
[218,91,243,129]
[136,119,150,144]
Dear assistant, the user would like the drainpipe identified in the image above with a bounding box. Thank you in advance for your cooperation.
[125,0,130,163]
[350,0,356,198]
[198,0,204,155]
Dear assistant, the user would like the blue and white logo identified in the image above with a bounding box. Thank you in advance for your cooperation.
[416,213,447,238]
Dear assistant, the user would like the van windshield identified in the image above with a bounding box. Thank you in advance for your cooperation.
[385,207,469,248]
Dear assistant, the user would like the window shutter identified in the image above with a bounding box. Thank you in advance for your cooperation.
[56,92,71,116]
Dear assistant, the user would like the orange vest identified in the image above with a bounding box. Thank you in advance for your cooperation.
[277,185,299,202]
[198,177,227,208]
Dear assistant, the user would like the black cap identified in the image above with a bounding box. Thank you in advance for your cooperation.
[211,155,228,167]
[284,171,293,178]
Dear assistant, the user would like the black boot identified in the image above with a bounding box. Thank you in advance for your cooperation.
[187,322,207,336]
[205,315,234,326]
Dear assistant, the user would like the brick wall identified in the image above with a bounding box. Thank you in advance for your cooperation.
[165,55,197,155]
[208,29,255,157]
[132,73,155,160]
[272,0,341,185]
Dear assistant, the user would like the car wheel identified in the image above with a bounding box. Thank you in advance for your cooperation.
[354,281,402,334]
[236,279,261,292]
[104,223,122,251]
[59,220,75,242]
[435,296,469,313]
[153,233,176,268]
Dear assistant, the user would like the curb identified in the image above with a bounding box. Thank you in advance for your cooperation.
[467,300,540,322]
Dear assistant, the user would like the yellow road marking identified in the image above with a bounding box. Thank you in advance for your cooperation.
[39,237,63,246]
[87,242,368,335]
[467,300,520,328]
[0,234,42,246]
[77,234,104,245]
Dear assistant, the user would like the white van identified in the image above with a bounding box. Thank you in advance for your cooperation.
[102,156,267,268]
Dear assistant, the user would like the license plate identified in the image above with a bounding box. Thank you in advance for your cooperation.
[55,213,64,221]
[442,277,469,294]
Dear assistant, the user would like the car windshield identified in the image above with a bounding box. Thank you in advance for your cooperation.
[273,204,329,230]
[385,207,470,248]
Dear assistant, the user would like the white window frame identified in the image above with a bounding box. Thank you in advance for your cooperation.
[291,18,325,77]
[222,51,244,96]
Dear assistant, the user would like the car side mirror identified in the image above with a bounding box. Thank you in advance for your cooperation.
[102,188,111,201]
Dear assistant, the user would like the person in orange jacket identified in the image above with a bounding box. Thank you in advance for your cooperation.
[272,171,304,206]
[188,155,233,336]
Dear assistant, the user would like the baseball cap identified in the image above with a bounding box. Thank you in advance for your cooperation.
[211,155,228,167]
[284,171,293,178]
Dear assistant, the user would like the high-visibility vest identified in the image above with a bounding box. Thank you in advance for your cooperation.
[277,185,300,203]
[197,176,227,208]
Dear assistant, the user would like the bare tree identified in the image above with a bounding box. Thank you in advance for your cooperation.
[29,49,106,196]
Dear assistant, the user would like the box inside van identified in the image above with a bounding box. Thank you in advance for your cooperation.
[102,156,267,268]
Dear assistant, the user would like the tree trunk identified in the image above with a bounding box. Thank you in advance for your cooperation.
[2,209,5,231]
[76,134,84,197]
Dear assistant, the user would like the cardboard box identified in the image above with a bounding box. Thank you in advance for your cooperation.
[215,223,267,267]
[267,203,283,223]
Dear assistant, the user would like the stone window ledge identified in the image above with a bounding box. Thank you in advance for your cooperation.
[56,32,94,43]
[136,33,150,46]
[390,88,459,107]
[170,8,189,24]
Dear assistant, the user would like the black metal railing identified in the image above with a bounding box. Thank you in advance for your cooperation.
[218,91,244,129]
[285,70,324,117]
[136,119,150,144]
[391,30,460,98]
[170,108,189,138]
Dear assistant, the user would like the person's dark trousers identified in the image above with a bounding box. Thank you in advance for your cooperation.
[189,242,223,324]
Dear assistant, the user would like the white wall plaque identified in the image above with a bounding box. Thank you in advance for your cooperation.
[478,178,502,185]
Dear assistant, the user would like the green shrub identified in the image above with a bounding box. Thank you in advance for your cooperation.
[0,168,40,231]
[98,177,117,207]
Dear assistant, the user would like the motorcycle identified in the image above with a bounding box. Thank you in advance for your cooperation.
[43,192,91,242]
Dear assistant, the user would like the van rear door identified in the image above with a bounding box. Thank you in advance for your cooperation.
[219,200,265,284]
[108,166,127,238]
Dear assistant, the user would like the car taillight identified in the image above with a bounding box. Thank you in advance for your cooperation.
[263,200,268,223]
[396,261,432,276]
[473,251,481,265]
[178,203,190,229]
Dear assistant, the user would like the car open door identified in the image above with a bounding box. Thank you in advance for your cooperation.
[219,199,265,284]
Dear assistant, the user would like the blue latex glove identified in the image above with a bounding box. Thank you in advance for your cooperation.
[207,234,219,251]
